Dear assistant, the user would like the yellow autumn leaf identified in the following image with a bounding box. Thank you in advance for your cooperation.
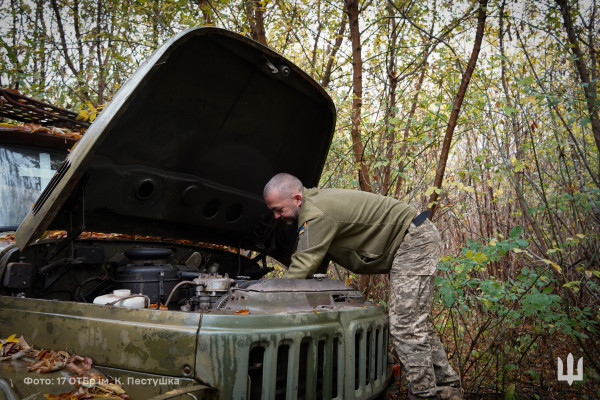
[542,259,562,273]
[4,334,18,342]
[0,333,19,351]
[552,263,562,273]
[474,252,488,263]
[514,160,526,172]
[77,109,90,121]
[425,185,443,196]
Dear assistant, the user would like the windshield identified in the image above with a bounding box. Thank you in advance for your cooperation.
[0,145,67,230]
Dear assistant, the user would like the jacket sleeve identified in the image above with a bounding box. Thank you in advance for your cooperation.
[283,214,337,279]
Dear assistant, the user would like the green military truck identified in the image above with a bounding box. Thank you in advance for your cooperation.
[0,28,391,400]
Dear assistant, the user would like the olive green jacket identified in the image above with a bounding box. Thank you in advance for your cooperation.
[284,188,417,279]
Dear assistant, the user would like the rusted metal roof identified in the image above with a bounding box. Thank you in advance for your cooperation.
[0,88,89,129]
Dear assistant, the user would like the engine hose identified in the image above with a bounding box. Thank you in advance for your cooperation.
[106,293,151,308]
[164,280,197,307]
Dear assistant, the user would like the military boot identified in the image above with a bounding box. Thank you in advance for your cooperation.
[438,385,463,400]
[407,393,439,400]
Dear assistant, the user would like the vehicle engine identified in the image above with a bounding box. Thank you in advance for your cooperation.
[1,239,365,314]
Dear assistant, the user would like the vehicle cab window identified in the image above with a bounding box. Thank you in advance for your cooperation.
[0,144,67,230]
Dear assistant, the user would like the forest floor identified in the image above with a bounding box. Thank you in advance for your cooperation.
[382,369,594,399]
[379,316,598,400]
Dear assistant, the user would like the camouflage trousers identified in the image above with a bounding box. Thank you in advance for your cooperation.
[389,219,459,398]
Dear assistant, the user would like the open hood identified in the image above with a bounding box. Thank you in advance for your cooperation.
[15,27,336,251]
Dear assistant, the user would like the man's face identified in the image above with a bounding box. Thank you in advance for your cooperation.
[264,190,302,225]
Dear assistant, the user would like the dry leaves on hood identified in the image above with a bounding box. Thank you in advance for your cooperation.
[0,334,129,399]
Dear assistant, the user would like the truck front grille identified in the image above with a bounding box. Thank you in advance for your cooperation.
[197,308,390,400]
[245,323,388,400]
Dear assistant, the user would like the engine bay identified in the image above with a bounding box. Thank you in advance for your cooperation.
[0,238,272,311]
[0,237,366,314]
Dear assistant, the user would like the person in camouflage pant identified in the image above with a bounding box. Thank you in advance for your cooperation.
[263,173,463,399]
[390,218,461,399]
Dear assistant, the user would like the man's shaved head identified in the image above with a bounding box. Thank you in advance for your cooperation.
[263,173,304,224]
[263,173,304,198]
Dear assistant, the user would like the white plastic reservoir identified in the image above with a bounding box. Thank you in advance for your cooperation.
[93,289,146,309]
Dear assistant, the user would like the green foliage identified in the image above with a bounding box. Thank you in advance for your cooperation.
[437,231,529,308]
[436,229,596,339]
[434,227,599,396]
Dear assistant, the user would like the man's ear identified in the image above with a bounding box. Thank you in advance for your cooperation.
[293,193,303,207]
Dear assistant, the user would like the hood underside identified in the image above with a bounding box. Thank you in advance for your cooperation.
[15,27,336,251]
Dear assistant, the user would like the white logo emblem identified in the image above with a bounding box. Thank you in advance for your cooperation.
[557,353,583,385]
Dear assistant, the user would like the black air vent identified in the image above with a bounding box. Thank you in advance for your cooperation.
[32,160,71,215]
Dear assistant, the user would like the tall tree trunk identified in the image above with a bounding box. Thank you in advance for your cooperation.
[8,0,21,89]
[73,0,83,73]
[382,0,398,195]
[33,0,48,92]
[244,0,267,45]
[556,0,600,178]
[95,0,106,105]
[150,0,160,49]
[428,0,488,218]
[49,0,92,104]
[394,63,427,199]
[310,1,322,76]
[321,3,347,89]
[346,0,372,296]
[197,0,212,25]
[346,0,372,193]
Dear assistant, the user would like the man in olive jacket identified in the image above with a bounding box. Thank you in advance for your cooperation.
[264,173,462,400]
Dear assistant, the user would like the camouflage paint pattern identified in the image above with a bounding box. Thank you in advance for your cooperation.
[0,294,391,399]
[389,219,459,398]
